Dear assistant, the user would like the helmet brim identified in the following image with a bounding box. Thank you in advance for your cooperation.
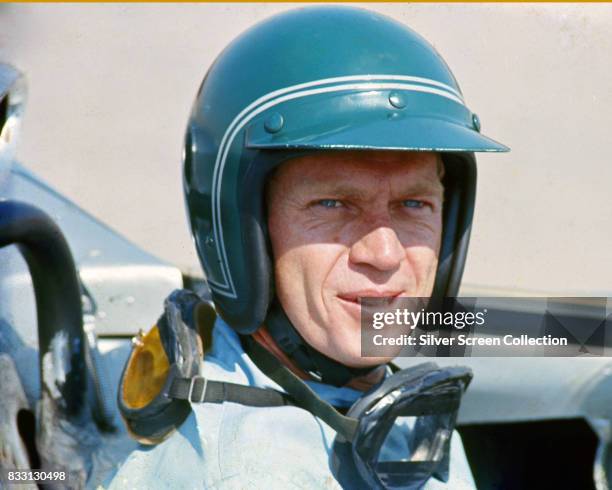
[246,115,509,153]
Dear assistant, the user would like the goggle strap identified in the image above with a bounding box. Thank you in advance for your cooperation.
[244,337,359,441]
[168,375,293,408]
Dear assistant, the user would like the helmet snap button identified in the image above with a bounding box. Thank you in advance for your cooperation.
[205,234,215,246]
[472,113,481,133]
[388,91,407,109]
[264,113,284,134]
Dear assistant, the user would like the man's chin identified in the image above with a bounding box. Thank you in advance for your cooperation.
[298,310,400,369]
[313,314,399,368]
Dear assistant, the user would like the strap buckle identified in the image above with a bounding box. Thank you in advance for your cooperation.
[187,375,208,403]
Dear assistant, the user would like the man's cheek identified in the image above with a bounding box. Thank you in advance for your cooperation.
[399,223,441,248]
[276,248,321,311]
[406,246,438,276]
[299,243,341,273]
[274,254,303,299]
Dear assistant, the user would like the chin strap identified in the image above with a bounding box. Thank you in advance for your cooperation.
[265,302,379,387]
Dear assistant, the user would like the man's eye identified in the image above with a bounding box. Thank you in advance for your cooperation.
[402,200,425,209]
[317,199,343,209]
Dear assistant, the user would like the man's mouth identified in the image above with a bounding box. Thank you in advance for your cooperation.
[337,291,403,305]
[336,291,404,321]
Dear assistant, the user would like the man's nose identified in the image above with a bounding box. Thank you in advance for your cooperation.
[348,224,405,272]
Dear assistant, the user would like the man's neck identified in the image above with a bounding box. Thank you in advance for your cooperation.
[252,326,386,391]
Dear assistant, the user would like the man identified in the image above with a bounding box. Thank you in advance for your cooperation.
[111,6,508,489]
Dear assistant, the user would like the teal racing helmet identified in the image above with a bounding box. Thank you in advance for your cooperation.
[183,6,508,380]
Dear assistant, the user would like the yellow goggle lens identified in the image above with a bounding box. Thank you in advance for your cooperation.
[122,325,170,410]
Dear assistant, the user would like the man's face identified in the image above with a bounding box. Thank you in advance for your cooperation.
[267,151,444,367]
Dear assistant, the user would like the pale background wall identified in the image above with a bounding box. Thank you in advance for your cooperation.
[1,3,610,295]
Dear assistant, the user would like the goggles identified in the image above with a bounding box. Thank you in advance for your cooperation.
[330,363,472,489]
[118,291,472,489]
[118,290,291,445]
